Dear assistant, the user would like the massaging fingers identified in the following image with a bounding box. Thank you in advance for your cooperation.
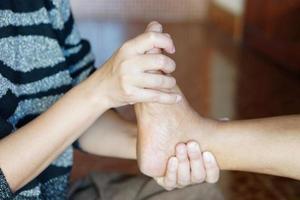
[163,156,179,190]
[176,143,191,187]
[132,88,181,104]
[187,141,207,183]
[121,31,175,56]
[134,73,176,91]
[203,152,220,183]
[136,74,176,90]
[125,54,176,74]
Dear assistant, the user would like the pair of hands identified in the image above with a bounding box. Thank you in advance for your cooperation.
[96,21,220,190]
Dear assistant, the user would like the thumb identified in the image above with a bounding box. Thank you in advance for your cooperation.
[145,21,163,33]
[124,32,175,55]
[145,21,163,54]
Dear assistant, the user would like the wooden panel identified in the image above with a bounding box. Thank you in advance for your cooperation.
[209,1,244,41]
[244,0,300,72]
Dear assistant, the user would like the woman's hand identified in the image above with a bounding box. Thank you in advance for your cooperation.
[91,32,181,108]
[154,141,220,191]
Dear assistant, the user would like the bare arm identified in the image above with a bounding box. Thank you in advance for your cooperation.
[0,79,107,192]
[78,109,137,160]
[194,115,300,180]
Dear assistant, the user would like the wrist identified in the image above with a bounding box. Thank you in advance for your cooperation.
[75,72,110,113]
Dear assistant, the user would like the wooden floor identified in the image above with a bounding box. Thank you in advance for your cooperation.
[71,21,300,199]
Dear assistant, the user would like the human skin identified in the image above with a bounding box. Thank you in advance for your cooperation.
[203,115,300,180]
[135,86,214,177]
[0,31,180,192]
[136,21,300,181]
[79,109,220,190]
[134,63,300,180]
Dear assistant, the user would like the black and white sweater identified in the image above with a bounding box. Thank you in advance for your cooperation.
[0,0,96,199]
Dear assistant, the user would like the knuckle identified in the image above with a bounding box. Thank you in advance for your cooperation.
[121,41,130,52]
[158,77,165,86]
[187,151,199,160]
[147,32,157,41]
[157,54,167,66]
[123,87,133,97]
[119,77,133,96]
[168,77,176,87]
[170,59,176,70]
[152,95,160,102]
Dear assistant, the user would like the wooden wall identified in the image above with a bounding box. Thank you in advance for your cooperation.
[244,0,300,72]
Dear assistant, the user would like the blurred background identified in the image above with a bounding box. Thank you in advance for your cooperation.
[70,0,300,199]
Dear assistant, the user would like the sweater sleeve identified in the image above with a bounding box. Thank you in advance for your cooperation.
[0,168,13,199]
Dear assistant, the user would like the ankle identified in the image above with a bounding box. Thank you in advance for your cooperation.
[186,114,219,151]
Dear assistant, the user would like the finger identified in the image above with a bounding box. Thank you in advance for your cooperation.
[123,32,175,56]
[164,157,178,190]
[187,141,206,183]
[145,21,163,54]
[126,54,176,73]
[133,88,182,104]
[203,152,220,183]
[176,143,191,187]
[147,48,162,54]
[145,21,163,33]
[135,74,176,90]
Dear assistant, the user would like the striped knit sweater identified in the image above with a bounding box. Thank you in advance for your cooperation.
[0,0,96,199]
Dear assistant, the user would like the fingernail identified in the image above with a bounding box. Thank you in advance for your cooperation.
[189,142,200,152]
[171,46,176,54]
[179,146,186,154]
[176,95,182,103]
[203,152,214,164]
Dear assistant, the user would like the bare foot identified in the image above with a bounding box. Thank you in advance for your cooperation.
[135,22,216,177]
[135,87,215,177]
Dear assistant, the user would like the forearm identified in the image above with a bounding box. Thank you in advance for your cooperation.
[193,115,300,180]
[0,78,108,191]
[79,109,137,160]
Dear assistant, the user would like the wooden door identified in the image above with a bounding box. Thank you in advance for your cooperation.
[244,0,300,72]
